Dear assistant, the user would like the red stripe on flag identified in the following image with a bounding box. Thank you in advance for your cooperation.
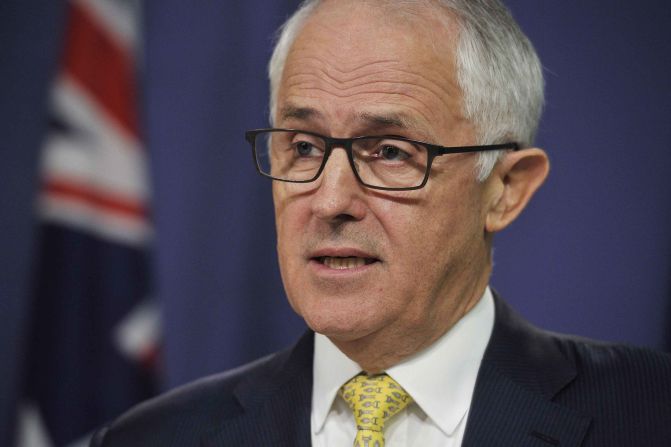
[44,179,147,219]
[139,345,161,372]
[62,2,139,139]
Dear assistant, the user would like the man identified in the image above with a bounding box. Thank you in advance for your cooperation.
[91,0,671,446]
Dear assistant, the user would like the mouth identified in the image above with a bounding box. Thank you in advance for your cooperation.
[314,256,378,270]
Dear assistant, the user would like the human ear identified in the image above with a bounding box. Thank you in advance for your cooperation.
[485,148,549,233]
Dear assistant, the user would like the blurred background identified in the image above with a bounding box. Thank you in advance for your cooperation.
[1,0,669,445]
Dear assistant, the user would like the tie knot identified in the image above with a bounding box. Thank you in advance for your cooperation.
[339,373,413,436]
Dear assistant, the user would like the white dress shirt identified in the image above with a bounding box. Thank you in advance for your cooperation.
[311,287,495,447]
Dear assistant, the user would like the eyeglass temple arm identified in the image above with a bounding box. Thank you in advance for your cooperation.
[435,142,519,155]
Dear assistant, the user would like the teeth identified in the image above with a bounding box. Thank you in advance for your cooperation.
[322,256,367,270]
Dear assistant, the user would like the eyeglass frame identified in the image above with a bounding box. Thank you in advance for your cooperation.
[245,128,520,191]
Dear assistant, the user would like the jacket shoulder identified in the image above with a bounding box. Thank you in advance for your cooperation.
[490,293,671,392]
[549,332,671,444]
[553,332,671,400]
[90,349,290,447]
[558,332,671,373]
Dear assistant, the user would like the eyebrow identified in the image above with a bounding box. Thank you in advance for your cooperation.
[358,111,433,141]
[279,104,323,122]
[358,111,414,130]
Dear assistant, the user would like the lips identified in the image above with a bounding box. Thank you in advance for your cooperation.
[309,248,380,271]
[316,256,377,269]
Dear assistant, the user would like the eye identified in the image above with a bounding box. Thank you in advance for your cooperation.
[375,143,412,162]
[295,141,315,156]
[290,135,323,158]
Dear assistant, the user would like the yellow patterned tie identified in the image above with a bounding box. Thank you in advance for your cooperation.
[339,373,413,447]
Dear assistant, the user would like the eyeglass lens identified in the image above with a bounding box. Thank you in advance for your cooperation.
[254,130,429,189]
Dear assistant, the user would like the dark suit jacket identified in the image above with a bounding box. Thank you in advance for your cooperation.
[91,296,671,446]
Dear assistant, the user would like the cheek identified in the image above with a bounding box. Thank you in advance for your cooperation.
[273,190,318,290]
[377,195,462,253]
[273,191,300,279]
[381,186,482,274]
[273,198,307,315]
[273,186,304,246]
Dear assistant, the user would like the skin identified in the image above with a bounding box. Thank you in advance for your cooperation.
[272,0,549,373]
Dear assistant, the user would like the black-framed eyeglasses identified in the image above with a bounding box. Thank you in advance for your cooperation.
[245,128,519,191]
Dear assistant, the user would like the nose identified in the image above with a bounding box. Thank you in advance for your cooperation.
[310,147,366,222]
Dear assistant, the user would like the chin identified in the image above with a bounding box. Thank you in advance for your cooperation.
[311,324,367,342]
[301,306,381,342]
[287,286,392,339]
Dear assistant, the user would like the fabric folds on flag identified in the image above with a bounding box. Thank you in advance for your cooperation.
[21,0,159,445]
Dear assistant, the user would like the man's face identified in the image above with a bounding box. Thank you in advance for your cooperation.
[273,1,495,351]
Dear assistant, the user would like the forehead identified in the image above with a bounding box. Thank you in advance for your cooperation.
[277,0,472,144]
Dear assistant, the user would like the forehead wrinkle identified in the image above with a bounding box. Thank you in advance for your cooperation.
[285,67,453,105]
[282,72,379,98]
[317,62,402,86]
[327,59,401,78]
[284,57,405,93]
[288,52,401,79]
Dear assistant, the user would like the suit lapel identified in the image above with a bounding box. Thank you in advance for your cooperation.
[463,295,592,446]
[201,332,314,447]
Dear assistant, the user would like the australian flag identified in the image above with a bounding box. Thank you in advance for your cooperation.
[19,0,160,445]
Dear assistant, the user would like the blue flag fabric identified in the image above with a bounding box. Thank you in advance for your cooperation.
[24,225,156,445]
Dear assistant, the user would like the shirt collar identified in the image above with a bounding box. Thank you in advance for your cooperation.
[311,287,495,436]
[312,328,361,434]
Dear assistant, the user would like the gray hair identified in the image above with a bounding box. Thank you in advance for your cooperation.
[268,0,544,180]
